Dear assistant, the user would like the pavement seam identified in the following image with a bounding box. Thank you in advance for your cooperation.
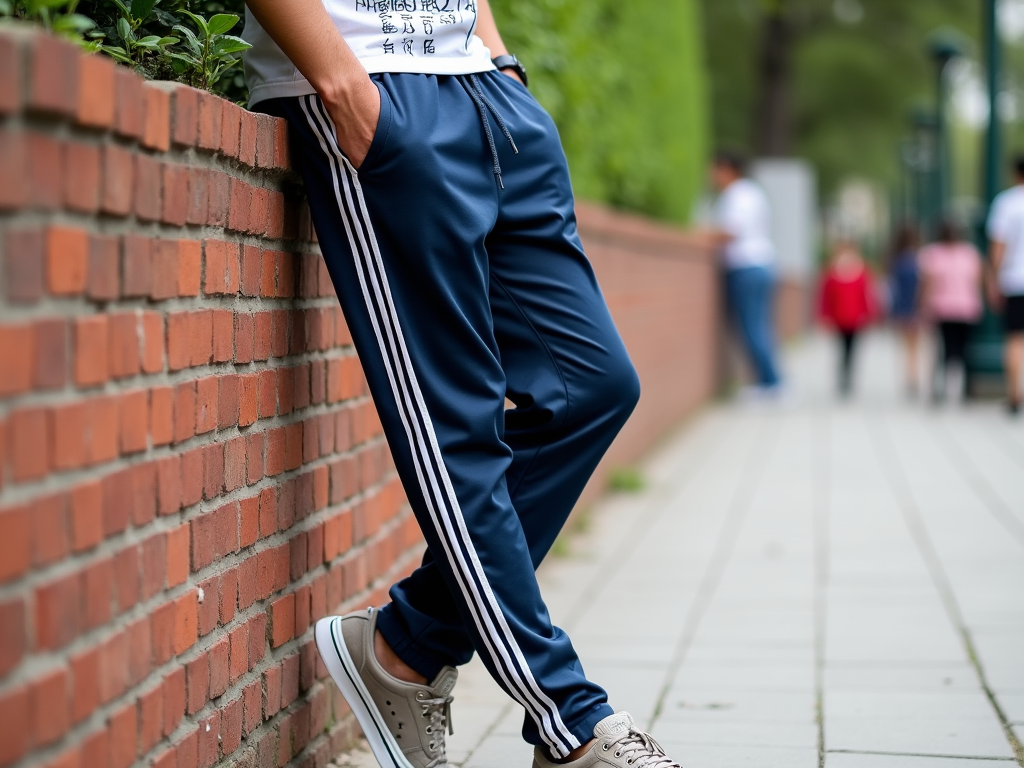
[827,748,1017,762]
[813,407,832,768]
[871,416,1024,768]
[648,416,780,729]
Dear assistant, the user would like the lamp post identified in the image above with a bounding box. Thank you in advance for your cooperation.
[927,28,965,234]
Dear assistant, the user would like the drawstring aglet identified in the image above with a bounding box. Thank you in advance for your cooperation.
[509,137,519,155]
[496,172,505,189]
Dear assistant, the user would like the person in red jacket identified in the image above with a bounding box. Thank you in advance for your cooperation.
[819,242,876,396]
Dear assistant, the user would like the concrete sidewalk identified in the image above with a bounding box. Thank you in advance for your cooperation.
[338,332,1024,768]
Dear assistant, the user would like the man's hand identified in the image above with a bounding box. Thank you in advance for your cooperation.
[324,76,381,170]
[499,68,524,86]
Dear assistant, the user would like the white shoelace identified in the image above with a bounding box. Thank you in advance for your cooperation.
[602,729,680,768]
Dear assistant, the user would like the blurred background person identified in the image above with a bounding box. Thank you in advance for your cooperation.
[888,224,923,398]
[710,151,783,400]
[919,219,984,405]
[986,158,1024,417]
[818,242,876,397]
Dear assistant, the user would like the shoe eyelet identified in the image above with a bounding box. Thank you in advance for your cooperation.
[602,744,611,751]
[429,742,436,750]
[615,752,622,758]
[425,726,433,734]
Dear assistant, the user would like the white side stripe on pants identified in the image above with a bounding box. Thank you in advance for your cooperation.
[300,95,580,758]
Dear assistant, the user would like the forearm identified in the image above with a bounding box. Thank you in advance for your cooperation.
[244,0,367,105]
[990,242,1006,276]
[475,0,509,57]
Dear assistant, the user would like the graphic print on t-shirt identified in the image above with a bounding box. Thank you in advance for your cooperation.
[358,0,478,59]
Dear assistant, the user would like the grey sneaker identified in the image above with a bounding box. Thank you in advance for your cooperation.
[314,609,457,768]
[532,712,681,768]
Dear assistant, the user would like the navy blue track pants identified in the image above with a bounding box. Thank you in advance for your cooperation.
[260,70,640,758]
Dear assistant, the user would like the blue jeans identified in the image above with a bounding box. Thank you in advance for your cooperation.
[726,265,781,387]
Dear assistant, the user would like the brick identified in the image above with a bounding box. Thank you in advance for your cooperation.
[186,167,210,226]
[220,102,242,158]
[102,470,133,541]
[5,229,44,302]
[224,437,246,493]
[219,569,237,626]
[138,685,164,755]
[0,686,30,766]
[191,502,239,572]
[64,141,101,213]
[162,162,189,226]
[28,34,79,116]
[239,374,258,427]
[46,226,88,296]
[135,153,162,222]
[0,325,31,399]
[26,673,71,758]
[89,396,120,464]
[36,572,81,650]
[269,593,296,649]
[228,177,252,233]
[207,169,230,227]
[114,66,144,139]
[258,488,277,540]
[174,591,199,656]
[142,311,164,373]
[250,187,270,236]
[27,132,62,209]
[206,638,229,701]
[107,313,140,380]
[254,113,277,169]
[280,653,299,708]
[197,91,223,151]
[181,448,204,507]
[213,309,234,363]
[166,524,190,587]
[273,118,290,169]
[191,310,214,367]
[113,545,139,613]
[0,506,30,584]
[248,615,266,668]
[0,600,27,678]
[186,653,209,715]
[143,82,171,151]
[0,34,21,114]
[235,313,255,364]
[130,463,157,527]
[108,701,137,768]
[239,496,259,547]
[197,575,219,637]
[197,710,220,768]
[239,109,257,166]
[237,558,258,612]
[77,52,116,129]
[262,665,281,719]
[119,389,148,454]
[141,534,168,602]
[31,494,69,567]
[82,557,114,630]
[10,406,48,482]
[172,85,200,147]
[151,387,174,446]
[246,432,265,486]
[167,312,190,371]
[203,443,224,499]
[196,377,218,436]
[70,481,103,552]
[258,369,277,419]
[265,428,284,477]
[85,234,120,301]
[125,617,152,687]
[74,316,109,387]
[294,585,311,638]
[218,375,240,429]
[0,129,25,211]
[151,239,179,301]
[163,666,186,737]
[175,381,197,444]
[221,697,243,756]
[119,236,150,297]
[101,143,134,216]
[176,728,199,768]
[80,729,108,768]
[179,240,202,296]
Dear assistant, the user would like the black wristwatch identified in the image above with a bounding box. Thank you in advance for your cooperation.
[492,54,528,88]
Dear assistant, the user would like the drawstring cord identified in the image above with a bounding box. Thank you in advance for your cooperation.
[458,73,518,189]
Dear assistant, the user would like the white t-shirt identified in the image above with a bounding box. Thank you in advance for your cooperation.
[243,1,495,107]
[987,184,1024,296]
[714,178,776,270]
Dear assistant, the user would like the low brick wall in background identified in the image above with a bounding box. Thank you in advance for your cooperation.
[0,26,719,768]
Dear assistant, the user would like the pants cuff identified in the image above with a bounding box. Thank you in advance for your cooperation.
[558,703,615,758]
[375,603,451,682]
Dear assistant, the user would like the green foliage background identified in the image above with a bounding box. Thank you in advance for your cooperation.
[489,0,709,223]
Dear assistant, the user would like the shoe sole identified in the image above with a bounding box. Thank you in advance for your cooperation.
[315,617,416,768]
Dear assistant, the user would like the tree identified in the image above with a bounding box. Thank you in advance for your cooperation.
[703,0,978,193]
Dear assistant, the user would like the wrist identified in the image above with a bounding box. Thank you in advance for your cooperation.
[317,73,372,112]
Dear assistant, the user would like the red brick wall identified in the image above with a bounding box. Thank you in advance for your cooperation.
[0,27,420,768]
[0,27,719,768]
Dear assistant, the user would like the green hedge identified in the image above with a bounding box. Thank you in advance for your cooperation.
[490,0,708,223]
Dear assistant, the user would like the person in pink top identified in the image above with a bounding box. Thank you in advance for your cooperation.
[918,220,984,403]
